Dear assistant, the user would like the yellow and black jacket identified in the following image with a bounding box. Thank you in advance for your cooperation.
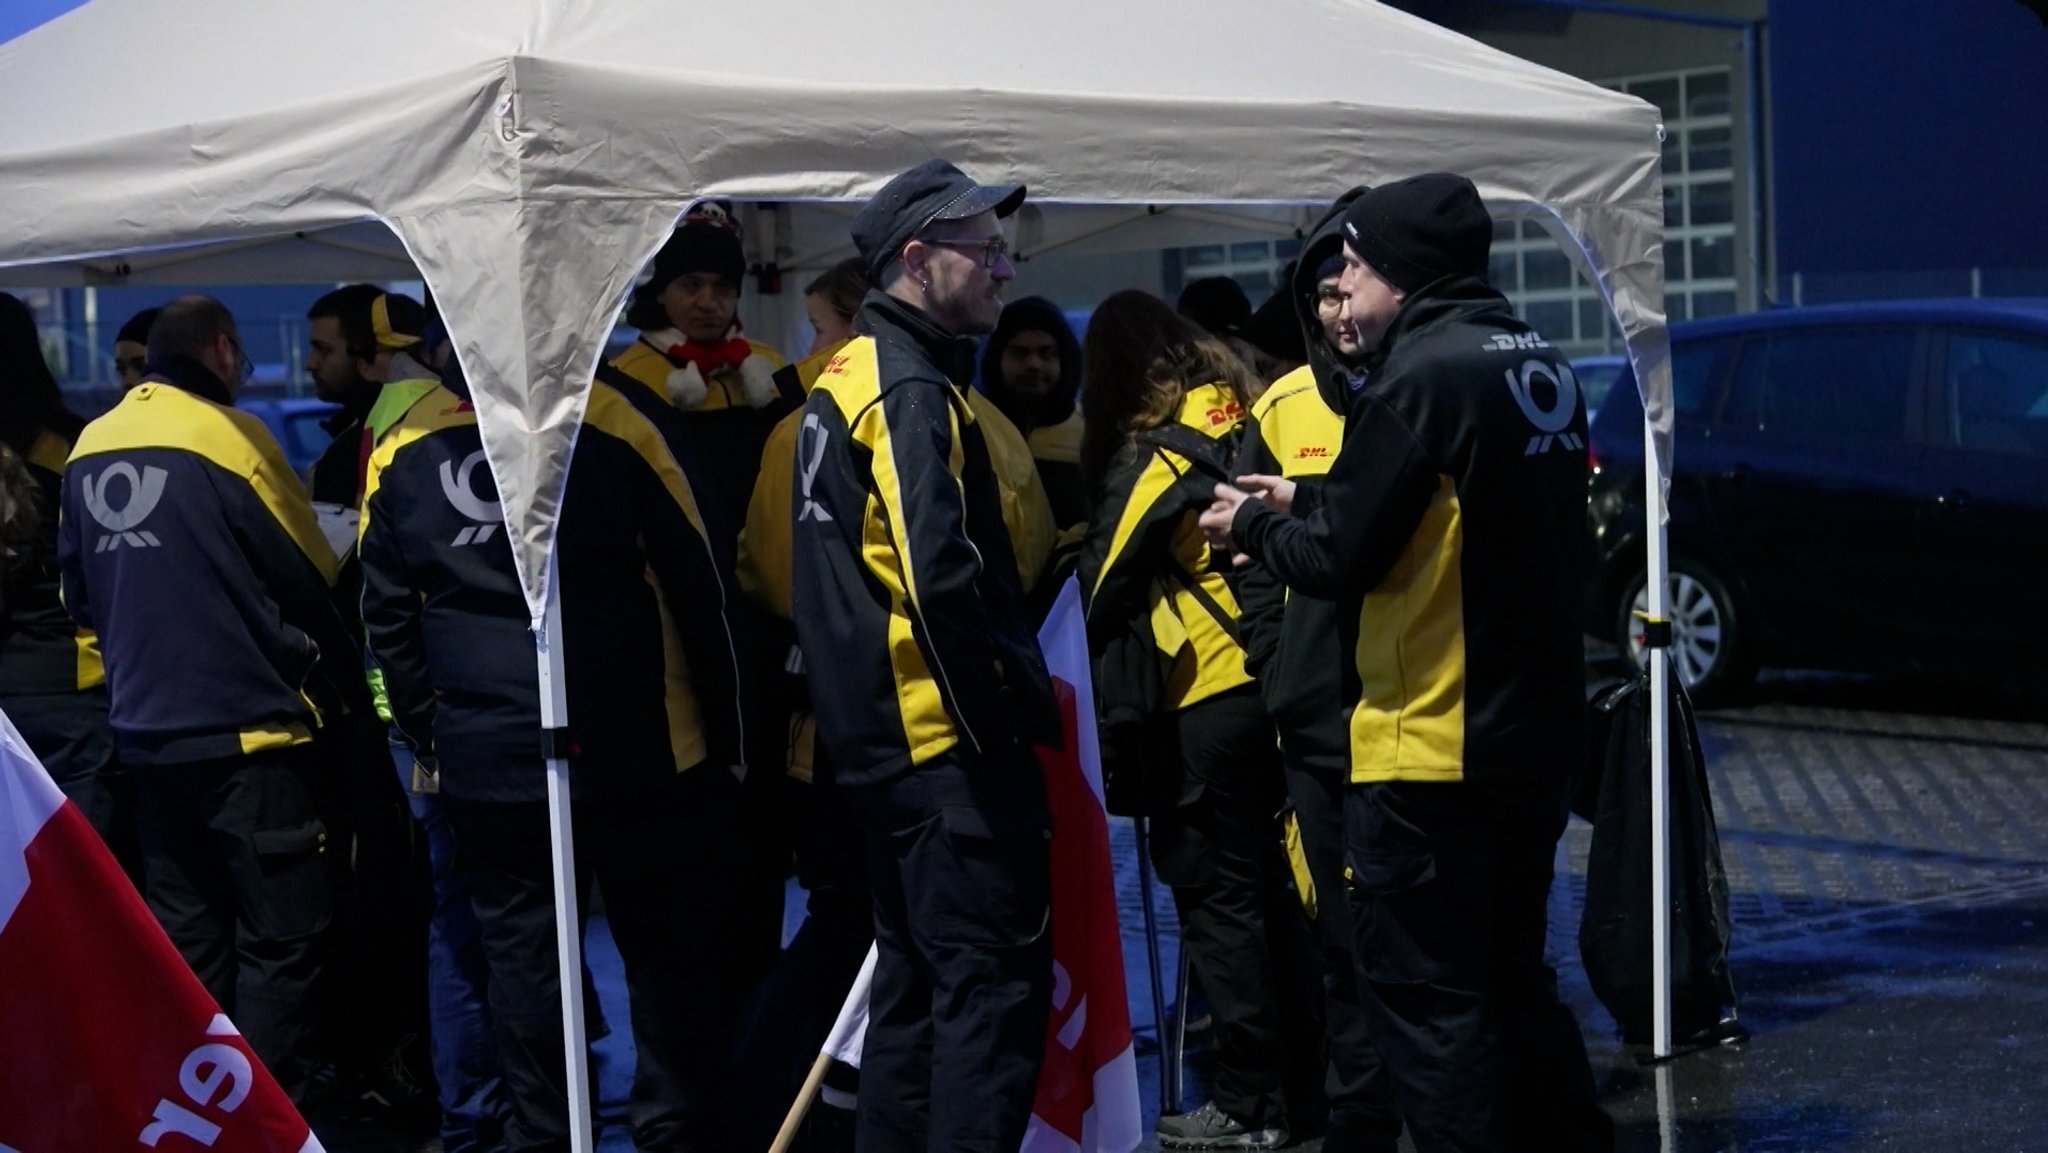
[361,379,744,801]
[1233,276,1590,784]
[1079,382,1255,718]
[1233,194,1367,775]
[1235,367,1347,771]
[57,360,355,765]
[1027,411,1088,532]
[742,341,1057,781]
[791,293,1061,788]
[1,426,103,698]
[601,336,794,556]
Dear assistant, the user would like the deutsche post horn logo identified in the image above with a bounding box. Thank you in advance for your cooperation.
[439,450,503,546]
[1505,359,1584,456]
[81,463,168,551]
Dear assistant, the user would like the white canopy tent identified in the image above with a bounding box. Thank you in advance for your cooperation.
[0,0,1686,1135]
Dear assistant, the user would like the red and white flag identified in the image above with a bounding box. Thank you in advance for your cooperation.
[824,578,1143,1153]
[0,708,323,1153]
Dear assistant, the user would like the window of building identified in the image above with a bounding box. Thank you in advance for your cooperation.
[1487,66,1741,358]
[1164,236,1303,303]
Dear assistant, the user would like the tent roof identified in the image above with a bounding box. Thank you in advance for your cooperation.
[0,0,1670,626]
[0,0,1658,273]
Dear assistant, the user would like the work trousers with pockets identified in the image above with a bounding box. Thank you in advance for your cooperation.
[134,745,334,1102]
[848,743,1054,1153]
[1153,688,1326,1132]
[1343,778,1614,1153]
[447,764,744,1153]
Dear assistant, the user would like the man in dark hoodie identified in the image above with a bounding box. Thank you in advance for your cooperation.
[1233,188,1403,1153]
[979,296,1087,531]
[1203,174,1613,1152]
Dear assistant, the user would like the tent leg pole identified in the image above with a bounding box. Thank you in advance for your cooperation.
[537,579,595,1152]
[1644,418,1674,1059]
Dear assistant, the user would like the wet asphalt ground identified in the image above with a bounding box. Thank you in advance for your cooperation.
[325,670,2048,1152]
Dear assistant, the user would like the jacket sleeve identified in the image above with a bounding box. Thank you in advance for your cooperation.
[871,380,1020,753]
[213,464,372,720]
[1079,445,1201,651]
[1233,390,1439,601]
[632,430,749,773]
[358,459,436,758]
[738,410,800,621]
[55,482,91,632]
[1231,412,1284,681]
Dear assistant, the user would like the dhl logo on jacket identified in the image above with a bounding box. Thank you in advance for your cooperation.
[1233,366,1351,773]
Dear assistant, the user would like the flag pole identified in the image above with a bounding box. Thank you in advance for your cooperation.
[769,1050,835,1153]
[772,944,879,1153]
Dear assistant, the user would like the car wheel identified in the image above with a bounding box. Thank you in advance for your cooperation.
[1618,558,1751,705]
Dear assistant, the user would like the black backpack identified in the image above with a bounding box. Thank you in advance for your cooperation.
[1095,423,1244,817]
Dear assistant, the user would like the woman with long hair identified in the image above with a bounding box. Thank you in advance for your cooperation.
[0,291,130,864]
[1077,289,1326,1150]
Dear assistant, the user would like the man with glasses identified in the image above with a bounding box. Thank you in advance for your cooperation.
[1231,188,1408,1153]
[58,295,356,1104]
[791,158,1063,1153]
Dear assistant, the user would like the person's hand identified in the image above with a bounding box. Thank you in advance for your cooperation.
[1235,474,1297,515]
[1200,484,1258,568]
[1200,483,1249,548]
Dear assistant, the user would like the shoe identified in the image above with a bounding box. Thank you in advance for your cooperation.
[1156,1101,1289,1149]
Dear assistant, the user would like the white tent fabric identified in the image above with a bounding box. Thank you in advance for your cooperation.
[0,0,1689,1102]
[0,0,1672,623]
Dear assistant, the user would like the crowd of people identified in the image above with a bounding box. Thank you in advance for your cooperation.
[0,158,1612,1153]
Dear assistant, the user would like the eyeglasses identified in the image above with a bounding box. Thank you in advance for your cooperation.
[921,235,1011,270]
[1312,288,1346,317]
[228,335,254,385]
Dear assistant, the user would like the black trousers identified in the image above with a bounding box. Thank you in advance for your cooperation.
[1281,758,1403,1152]
[848,745,1053,1153]
[4,687,140,881]
[446,766,744,1153]
[317,718,432,1097]
[734,769,873,1153]
[1154,689,1325,1131]
[1343,779,1614,1153]
[132,746,334,1101]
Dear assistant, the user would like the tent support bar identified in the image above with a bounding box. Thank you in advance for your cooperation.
[75,235,280,281]
[297,231,414,263]
[1018,205,1304,262]
[536,578,596,1152]
[1643,417,1674,1058]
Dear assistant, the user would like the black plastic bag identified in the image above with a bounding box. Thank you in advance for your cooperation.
[1576,674,1739,1046]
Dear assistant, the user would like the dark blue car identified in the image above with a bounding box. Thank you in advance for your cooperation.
[1585,300,2048,701]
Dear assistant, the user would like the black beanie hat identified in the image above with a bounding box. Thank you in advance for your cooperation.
[115,307,160,347]
[627,220,746,330]
[1339,173,1493,295]
[1175,276,1252,338]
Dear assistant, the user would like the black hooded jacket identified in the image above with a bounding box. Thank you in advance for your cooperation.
[1233,273,1590,785]
[979,297,1087,529]
[1232,189,1366,773]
